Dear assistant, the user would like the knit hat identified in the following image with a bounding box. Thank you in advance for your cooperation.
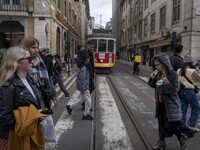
[40,47,50,53]
[173,44,183,53]
[184,54,196,64]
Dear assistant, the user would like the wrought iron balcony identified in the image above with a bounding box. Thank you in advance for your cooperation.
[0,5,27,12]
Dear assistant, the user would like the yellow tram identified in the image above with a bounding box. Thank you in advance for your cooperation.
[87,33,116,70]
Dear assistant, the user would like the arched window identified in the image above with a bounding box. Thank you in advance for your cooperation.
[56,27,60,54]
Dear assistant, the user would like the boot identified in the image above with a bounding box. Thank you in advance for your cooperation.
[179,135,188,150]
[152,141,166,150]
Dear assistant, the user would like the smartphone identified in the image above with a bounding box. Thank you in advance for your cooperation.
[40,108,53,115]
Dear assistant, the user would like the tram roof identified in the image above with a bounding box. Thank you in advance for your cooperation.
[87,33,115,39]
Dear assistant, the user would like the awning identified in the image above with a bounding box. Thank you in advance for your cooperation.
[0,21,24,32]
[149,38,172,48]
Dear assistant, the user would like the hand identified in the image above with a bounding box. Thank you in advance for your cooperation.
[40,114,48,120]
[151,70,158,78]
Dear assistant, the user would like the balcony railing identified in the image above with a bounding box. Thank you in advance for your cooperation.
[0,5,27,12]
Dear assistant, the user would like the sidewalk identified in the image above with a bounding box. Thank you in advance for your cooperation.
[117,60,152,76]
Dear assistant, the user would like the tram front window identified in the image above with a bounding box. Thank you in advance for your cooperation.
[98,39,106,52]
[108,40,114,52]
[91,39,97,52]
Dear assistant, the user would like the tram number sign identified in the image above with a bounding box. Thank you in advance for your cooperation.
[99,53,105,59]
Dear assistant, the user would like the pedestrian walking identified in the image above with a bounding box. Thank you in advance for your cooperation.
[177,54,200,132]
[148,53,194,150]
[40,47,57,101]
[0,47,45,150]
[20,37,53,109]
[79,41,95,110]
[133,53,141,75]
[66,53,93,120]
[64,51,72,76]
[170,43,184,71]
[53,54,70,99]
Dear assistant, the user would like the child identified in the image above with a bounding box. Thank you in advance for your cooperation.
[66,53,93,120]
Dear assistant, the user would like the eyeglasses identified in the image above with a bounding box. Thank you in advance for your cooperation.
[19,57,33,63]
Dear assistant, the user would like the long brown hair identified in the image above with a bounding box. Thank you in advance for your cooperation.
[20,37,39,49]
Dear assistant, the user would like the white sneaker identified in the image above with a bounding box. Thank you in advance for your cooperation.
[188,126,200,132]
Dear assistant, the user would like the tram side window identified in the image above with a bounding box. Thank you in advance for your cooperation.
[108,40,114,52]
[91,39,97,52]
[98,39,107,52]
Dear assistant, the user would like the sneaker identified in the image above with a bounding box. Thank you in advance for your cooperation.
[65,96,71,99]
[82,114,94,120]
[66,105,72,115]
[188,126,200,132]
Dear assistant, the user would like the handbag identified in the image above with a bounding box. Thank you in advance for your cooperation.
[40,115,57,143]
[184,74,199,94]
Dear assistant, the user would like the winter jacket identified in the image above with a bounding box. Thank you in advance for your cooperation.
[76,65,89,91]
[148,53,182,122]
[169,54,183,71]
[43,54,54,77]
[0,76,42,139]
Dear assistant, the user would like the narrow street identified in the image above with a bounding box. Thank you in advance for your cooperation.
[47,61,200,150]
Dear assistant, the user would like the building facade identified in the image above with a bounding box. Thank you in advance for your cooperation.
[0,0,90,60]
[113,0,200,65]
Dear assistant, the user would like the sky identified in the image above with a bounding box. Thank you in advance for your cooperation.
[89,0,112,27]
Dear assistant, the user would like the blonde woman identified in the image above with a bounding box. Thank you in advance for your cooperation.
[0,47,43,150]
[148,53,194,150]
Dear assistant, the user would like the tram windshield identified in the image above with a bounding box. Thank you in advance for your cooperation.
[98,39,106,52]
[108,40,114,52]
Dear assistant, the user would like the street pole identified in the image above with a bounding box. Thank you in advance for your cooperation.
[65,40,71,76]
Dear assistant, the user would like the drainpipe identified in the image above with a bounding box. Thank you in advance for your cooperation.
[189,0,194,53]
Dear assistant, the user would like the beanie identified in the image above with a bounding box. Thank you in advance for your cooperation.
[184,54,196,64]
[41,47,50,53]
[173,44,183,53]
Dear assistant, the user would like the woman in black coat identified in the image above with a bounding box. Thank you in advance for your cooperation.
[148,53,194,150]
[0,47,45,150]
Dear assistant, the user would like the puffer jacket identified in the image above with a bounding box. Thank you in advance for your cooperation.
[0,76,42,139]
[148,53,182,122]
[76,65,89,91]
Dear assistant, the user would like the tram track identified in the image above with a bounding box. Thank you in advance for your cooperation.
[107,74,152,150]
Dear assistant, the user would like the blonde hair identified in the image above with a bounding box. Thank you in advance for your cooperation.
[0,47,26,86]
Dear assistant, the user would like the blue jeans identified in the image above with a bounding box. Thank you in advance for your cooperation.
[180,89,200,127]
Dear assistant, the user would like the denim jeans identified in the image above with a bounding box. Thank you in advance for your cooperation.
[180,89,200,127]
[53,74,70,97]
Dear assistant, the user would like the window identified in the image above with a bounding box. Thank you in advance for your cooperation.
[98,39,107,52]
[108,40,114,52]
[68,3,71,22]
[91,39,97,52]
[138,21,142,38]
[160,6,166,28]
[139,0,143,13]
[151,0,156,4]
[144,0,148,10]
[56,28,61,54]
[64,0,67,18]
[144,16,148,36]
[57,0,61,10]
[151,13,155,33]
[3,0,20,5]
[173,0,181,23]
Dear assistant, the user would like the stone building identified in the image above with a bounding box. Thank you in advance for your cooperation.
[0,0,90,60]
[112,0,200,65]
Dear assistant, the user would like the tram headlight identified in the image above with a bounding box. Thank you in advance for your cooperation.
[100,60,103,63]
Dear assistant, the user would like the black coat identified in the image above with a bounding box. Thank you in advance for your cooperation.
[169,54,183,71]
[148,53,182,122]
[43,54,54,77]
[0,76,42,139]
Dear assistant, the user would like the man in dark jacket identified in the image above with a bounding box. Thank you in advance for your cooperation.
[170,44,184,71]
